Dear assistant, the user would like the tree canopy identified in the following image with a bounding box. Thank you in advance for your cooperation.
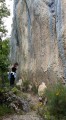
[0,0,10,83]
[0,0,10,37]
[0,39,10,73]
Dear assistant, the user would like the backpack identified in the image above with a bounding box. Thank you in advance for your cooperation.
[8,72,11,80]
[8,72,16,80]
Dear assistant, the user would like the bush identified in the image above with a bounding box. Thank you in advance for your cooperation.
[22,79,30,91]
[11,87,19,95]
[0,104,14,117]
[38,82,66,120]
[32,83,38,94]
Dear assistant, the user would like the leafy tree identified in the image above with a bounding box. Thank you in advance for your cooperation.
[0,0,10,86]
[0,0,10,37]
[0,39,10,85]
[0,39,10,72]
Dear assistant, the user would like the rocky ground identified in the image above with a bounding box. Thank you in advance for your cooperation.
[2,112,43,120]
[0,91,43,120]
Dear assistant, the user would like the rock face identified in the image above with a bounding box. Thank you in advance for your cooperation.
[11,0,66,84]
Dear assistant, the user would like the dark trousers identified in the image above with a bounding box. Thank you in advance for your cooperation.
[10,78,15,86]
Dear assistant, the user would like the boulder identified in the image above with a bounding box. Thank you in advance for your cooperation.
[38,82,47,97]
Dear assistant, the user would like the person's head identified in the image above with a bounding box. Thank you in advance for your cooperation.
[13,62,18,70]
[14,62,18,67]
[12,67,16,72]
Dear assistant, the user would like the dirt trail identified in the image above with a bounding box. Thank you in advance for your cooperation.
[2,93,43,120]
[2,111,43,120]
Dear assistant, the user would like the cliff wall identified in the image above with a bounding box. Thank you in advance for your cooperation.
[11,0,66,84]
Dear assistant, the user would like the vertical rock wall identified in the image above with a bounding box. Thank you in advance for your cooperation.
[11,0,66,84]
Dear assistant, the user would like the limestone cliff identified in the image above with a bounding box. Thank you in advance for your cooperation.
[11,0,66,84]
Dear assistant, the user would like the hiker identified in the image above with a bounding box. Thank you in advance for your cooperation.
[9,62,18,87]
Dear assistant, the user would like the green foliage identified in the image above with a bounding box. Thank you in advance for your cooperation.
[38,82,66,120]
[0,39,10,71]
[11,87,19,95]
[0,39,10,84]
[37,104,51,120]
[0,0,10,84]
[22,79,30,91]
[46,83,66,119]
[0,0,10,37]
[17,91,28,100]
[0,39,10,87]
[0,104,14,117]
[32,83,38,94]
[0,87,14,117]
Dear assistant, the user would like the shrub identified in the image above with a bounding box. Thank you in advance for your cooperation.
[38,82,66,120]
[22,79,30,91]
[0,104,14,117]
[32,83,38,94]
[11,87,19,95]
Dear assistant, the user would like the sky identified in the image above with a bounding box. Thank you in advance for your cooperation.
[5,0,13,38]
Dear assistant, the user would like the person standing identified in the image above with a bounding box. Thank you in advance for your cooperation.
[10,62,18,87]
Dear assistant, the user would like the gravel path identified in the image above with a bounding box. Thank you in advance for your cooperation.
[2,112,43,120]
